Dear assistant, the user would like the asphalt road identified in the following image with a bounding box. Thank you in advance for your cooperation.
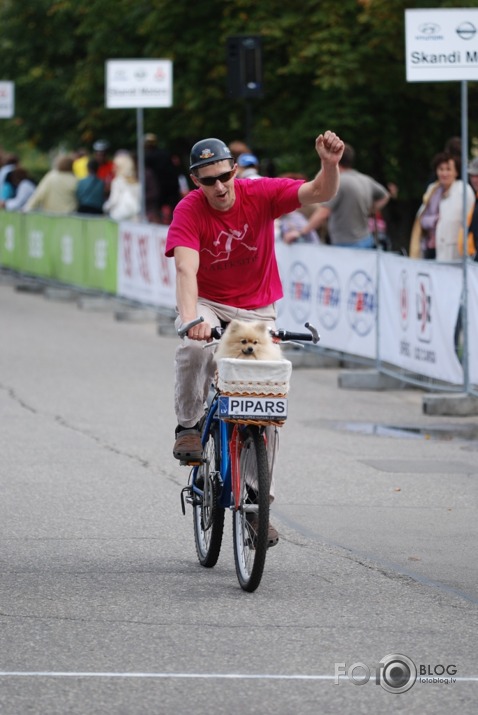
[0,275,477,714]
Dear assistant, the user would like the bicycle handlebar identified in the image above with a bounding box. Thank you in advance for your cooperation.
[177,316,204,338]
[178,317,320,344]
[270,322,320,344]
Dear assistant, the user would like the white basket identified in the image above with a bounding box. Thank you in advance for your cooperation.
[216,358,292,396]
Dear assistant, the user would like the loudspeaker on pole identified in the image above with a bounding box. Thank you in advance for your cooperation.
[226,36,264,99]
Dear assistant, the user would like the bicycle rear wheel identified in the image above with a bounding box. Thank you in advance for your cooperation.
[232,425,270,592]
[193,422,225,567]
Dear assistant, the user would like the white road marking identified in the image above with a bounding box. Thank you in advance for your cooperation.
[0,672,476,682]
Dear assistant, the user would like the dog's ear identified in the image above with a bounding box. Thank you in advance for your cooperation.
[257,321,268,334]
[227,319,241,334]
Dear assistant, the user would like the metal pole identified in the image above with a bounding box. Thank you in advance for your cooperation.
[245,101,253,149]
[375,245,381,372]
[461,80,469,392]
[136,107,146,222]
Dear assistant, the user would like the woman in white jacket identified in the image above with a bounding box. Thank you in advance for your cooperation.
[103,151,141,222]
[410,152,475,261]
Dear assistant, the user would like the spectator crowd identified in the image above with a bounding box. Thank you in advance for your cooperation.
[1,133,477,262]
[0,136,187,224]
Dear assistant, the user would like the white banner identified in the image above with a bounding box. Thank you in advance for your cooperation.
[275,243,377,359]
[468,261,478,387]
[117,223,176,307]
[118,222,472,388]
[379,253,463,384]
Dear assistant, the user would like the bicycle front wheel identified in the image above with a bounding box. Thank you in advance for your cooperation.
[232,425,270,592]
[193,422,225,567]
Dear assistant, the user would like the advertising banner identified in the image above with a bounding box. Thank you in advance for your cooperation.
[50,217,85,286]
[117,222,176,308]
[3,209,476,392]
[22,213,54,278]
[275,243,377,359]
[467,261,478,387]
[155,227,176,309]
[84,218,118,293]
[0,210,22,270]
[379,253,463,384]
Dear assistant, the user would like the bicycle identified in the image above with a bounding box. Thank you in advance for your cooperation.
[178,317,320,592]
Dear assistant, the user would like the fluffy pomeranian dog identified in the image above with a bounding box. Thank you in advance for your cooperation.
[215,319,282,361]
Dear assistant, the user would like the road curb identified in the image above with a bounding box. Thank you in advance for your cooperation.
[338,369,406,390]
[423,393,478,416]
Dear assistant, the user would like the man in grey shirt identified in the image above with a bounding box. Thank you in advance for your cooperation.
[299,144,390,248]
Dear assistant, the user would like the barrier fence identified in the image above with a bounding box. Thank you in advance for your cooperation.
[0,211,476,397]
[0,212,118,293]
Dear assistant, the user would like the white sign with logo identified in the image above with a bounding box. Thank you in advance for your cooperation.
[106,59,173,108]
[0,81,14,118]
[405,8,478,82]
[379,253,463,384]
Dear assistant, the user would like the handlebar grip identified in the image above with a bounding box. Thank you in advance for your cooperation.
[177,316,204,338]
[269,322,320,344]
[304,322,320,344]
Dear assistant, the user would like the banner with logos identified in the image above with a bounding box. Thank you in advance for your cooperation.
[0,212,119,293]
[468,261,478,387]
[84,218,118,293]
[275,242,377,359]
[22,214,54,278]
[117,222,176,308]
[2,210,476,391]
[379,253,463,384]
[0,210,22,270]
[50,216,85,286]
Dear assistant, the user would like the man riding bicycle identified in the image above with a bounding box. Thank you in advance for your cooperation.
[165,131,344,541]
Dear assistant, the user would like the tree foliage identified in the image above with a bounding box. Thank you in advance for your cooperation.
[0,0,477,200]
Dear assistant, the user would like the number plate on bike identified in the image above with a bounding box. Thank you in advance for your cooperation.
[218,395,288,420]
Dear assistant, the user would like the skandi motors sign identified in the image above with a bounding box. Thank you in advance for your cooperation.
[405,8,478,81]
[106,60,172,108]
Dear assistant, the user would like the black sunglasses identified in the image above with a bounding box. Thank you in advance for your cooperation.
[196,169,235,186]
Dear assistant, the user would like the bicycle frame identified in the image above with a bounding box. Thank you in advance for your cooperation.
[190,392,234,511]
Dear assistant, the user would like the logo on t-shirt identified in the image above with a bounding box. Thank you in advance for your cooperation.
[201,223,257,264]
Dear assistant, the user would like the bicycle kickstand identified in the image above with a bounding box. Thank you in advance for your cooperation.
[180,485,191,515]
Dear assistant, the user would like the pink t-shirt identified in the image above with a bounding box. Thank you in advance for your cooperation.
[165,177,303,309]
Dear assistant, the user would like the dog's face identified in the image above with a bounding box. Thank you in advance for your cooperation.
[216,319,281,361]
[229,319,268,358]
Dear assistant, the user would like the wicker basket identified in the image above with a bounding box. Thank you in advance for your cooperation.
[216,358,292,425]
[216,358,291,396]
